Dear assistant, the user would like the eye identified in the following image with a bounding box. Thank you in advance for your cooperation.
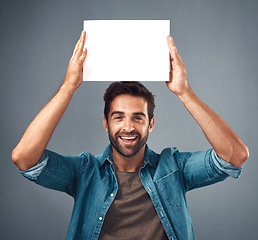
[114,116,123,121]
[134,116,143,122]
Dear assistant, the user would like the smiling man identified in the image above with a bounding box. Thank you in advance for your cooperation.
[12,31,249,240]
[103,92,155,171]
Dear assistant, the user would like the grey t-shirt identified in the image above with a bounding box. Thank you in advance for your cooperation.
[98,170,168,240]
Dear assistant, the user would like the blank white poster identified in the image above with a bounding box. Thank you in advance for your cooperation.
[83,20,170,82]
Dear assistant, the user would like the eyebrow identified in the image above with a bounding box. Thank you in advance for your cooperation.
[133,112,146,117]
[110,111,146,117]
[111,111,124,117]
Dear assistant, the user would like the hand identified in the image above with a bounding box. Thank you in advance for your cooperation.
[166,35,190,96]
[62,31,87,92]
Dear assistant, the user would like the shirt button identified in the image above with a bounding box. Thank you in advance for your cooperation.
[110,193,114,197]
[99,217,103,221]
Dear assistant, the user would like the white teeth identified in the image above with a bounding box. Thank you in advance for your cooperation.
[120,136,137,140]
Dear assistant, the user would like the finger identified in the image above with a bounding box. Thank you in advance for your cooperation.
[166,35,176,54]
[166,34,175,46]
[173,47,185,69]
[168,68,172,83]
[72,31,85,56]
[167,36,175,50]
[167,37,184,68]
[80,48,87,63]
[72,33,82,56]
[77,31,86,54]
[169,53,173,72]
[167,35,177,62]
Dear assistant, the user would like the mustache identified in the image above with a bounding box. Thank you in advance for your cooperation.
[115,130,140,137]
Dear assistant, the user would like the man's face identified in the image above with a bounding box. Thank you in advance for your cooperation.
[103,94,155,158]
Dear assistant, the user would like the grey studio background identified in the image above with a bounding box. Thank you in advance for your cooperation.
[1,0,257,239]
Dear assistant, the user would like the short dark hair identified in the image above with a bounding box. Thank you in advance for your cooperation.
[104,81,155,122]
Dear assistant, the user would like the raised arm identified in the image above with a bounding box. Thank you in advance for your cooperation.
[12,31,87,171]
[166,35,249,168]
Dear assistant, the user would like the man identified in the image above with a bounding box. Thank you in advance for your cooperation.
[12,31,249,240]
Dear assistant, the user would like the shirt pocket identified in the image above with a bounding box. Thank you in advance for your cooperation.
[155,169,186,209]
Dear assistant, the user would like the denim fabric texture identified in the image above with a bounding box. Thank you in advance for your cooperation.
[19,144,242,240]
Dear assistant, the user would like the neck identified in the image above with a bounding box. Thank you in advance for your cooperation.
[112,145,146,172]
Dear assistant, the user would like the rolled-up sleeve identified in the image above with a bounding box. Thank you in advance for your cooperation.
[18,151,49,180]
[175,148,243,192]
[17,149,89,197]
[211,149,243,179]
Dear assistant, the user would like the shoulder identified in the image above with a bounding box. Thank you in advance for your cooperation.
[146,146,180,170]
[149,147,212,170]
[79,151,105,166]
[43,149,104,175]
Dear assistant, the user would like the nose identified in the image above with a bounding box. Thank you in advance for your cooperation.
[123,118,135,132]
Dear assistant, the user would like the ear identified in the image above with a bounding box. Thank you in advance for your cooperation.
[103,116,108,133]
[148,117,155,133]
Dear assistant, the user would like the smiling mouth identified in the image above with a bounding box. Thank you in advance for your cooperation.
[120,136,137,140]
[119,136,138,143]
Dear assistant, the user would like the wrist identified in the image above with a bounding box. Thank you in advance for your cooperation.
[176,85,192,98]
[59,82,77,97]
[177,87,195,103]
[62,66,83,94]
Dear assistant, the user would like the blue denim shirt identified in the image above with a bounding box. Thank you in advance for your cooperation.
[19,144,242,240]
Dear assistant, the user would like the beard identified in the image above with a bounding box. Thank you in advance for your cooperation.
[107,126,149,158]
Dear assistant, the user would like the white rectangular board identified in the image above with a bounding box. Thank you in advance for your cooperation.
[83,20,170,82]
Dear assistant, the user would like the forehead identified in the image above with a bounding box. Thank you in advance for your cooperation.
[109,95,148,114]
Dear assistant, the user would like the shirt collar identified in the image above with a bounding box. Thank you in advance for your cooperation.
[100,144,114,166]
[100,144,158,169]
[142,144,158,169]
